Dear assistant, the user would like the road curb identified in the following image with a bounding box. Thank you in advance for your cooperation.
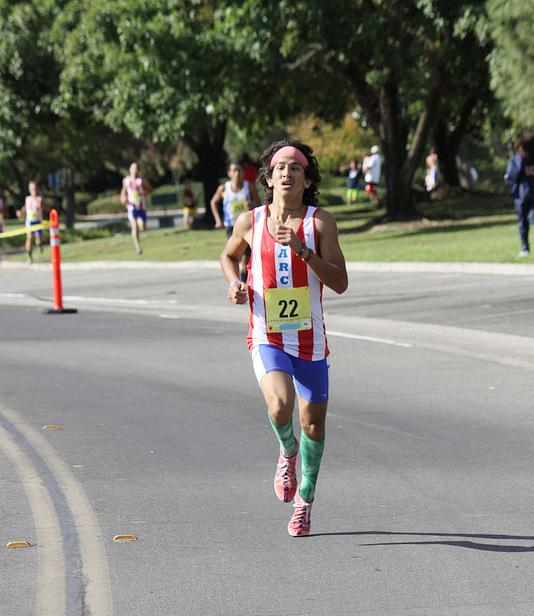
[2,259,534,276]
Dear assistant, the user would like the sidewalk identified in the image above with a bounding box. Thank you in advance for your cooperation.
[2,258,534,276]
[74,207,207,230]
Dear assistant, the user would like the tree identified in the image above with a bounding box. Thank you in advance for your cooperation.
[54,0,288,223]
[236,0,488,219]
[0,0,116,226]
[0,0,60,202]
[486,0,534,130]
[432,24,494,187]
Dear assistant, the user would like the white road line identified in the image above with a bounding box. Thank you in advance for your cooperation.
[64,295,150,305]
[328,330,413,348]
[0,422,65,616]
[2,409,113,616]
[328,412,424,440]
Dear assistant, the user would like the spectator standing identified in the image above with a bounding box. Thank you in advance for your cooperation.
[241,153,259,186]
[181,179,197,229]
[425,148,440,192]
[505,132,534,257]
[346,159,363,205]
[363,145,382,205]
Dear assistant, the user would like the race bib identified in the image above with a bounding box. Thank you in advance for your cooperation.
[265,287,312,333]
[130,191,141,206]
[229,198,248,219]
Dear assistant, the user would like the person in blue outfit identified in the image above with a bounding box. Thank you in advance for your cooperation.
[504,133,534,257]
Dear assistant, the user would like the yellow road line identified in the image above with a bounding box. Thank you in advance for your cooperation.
[0,422,65,616]
[2,409,113,616]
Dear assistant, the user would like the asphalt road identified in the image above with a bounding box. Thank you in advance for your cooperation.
[1,264,534,615]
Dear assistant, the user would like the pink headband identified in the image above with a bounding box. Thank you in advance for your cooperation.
[270,146,309,169]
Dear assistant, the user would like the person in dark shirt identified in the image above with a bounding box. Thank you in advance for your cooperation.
[346,159,363,204]
[504,132,534,257]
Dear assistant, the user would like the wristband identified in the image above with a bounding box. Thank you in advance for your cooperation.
[228,278,240,288]
[303,248,314,262]
[295,243,306,257]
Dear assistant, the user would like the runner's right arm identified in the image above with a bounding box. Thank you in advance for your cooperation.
[220,211,252,304]
[120,180,128,206]
[210,184,225,228]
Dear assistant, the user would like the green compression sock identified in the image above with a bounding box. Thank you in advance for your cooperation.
[268,415,298,458]
[299,432,325,502]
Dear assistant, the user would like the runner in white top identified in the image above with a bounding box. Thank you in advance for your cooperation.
[211,161,260,280]
[220,140,347,536]
[16,180,45,263]
[120,162,150,254]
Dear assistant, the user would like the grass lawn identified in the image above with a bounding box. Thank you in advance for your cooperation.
[2,176,531,264]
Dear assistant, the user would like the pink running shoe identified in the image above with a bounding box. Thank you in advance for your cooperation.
[287,490,313,537]
[274,440,298,503]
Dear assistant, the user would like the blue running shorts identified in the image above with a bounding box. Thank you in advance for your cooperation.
[26,220,43,236]
[251,344,329,403]
[127,206,147,223]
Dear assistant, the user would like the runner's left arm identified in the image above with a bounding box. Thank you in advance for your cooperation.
[311,210,348,294]
[276,209,347,294]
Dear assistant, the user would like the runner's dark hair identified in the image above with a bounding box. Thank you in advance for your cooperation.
[227,160,242,169]
[258,139,320,205]
[515,132,534,162]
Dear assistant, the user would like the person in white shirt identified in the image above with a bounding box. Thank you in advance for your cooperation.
[363,145,382,205]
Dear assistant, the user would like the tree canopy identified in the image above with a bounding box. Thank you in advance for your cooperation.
[486,0,534,130]
[253,0,491,218]
[0,0,528,223]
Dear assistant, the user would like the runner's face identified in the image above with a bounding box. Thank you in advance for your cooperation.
[269,157,310,195]
[130,163,138,176]
[29,182,37,196]
[228,165,243,181]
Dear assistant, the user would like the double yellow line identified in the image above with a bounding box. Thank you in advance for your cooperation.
[0,408,113,616]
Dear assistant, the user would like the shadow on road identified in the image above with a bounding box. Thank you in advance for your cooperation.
[306,530,534,552]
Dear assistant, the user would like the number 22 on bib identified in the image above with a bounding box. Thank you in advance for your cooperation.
[264,287,312,333]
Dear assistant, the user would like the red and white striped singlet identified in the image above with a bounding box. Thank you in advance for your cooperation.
[246,204,329,361]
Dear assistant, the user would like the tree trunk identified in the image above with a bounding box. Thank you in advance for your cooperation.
[378,79,417,220]
[433,85,480,189]
[382,61,444,219]
[186,120,227,227]
[65,168,76,230]
[433,119,460,187]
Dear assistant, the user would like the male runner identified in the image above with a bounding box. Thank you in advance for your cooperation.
[211,160,259,281]
[120,162,150,254]
[220,140,347,536]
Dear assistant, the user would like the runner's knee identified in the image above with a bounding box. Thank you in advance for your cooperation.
[300,419,325,440]
[265,391,294,418]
